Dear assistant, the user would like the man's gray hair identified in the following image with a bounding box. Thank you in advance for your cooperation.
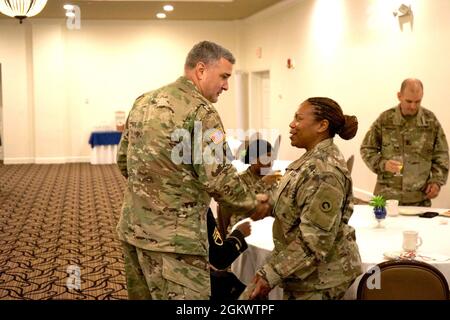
[185,41,235,69]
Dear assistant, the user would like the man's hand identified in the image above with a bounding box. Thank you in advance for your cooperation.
[261,171,282,186]
[249,274,271,300]
[425,182,441,199]
[385,159,403,174]
[235,221,251,237]
[250,194,271,220]
[256,193,269,203]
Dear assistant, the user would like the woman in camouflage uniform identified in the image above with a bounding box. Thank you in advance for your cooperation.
[248,97,362,300]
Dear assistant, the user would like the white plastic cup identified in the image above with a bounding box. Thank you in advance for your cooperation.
[386,199,399,217]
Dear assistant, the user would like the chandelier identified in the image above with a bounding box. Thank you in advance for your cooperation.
[0,0,48,24]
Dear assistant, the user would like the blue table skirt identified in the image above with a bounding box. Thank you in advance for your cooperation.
[89,131,122,148]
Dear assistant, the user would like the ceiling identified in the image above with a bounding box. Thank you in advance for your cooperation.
[0,0,284,21]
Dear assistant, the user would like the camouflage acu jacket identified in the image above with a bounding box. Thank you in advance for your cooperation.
[116,76,257,256]
[360,106,449,204]
[258,139,362,291]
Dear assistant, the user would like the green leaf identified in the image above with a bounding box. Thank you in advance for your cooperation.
[369,195,386,208]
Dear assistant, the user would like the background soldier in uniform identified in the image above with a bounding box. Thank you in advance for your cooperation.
[360,78,449,206]
[247,97,362,300]
[116,41,270,299]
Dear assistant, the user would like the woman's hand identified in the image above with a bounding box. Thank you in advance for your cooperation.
[249,274,271,300]
[235,221,251,237]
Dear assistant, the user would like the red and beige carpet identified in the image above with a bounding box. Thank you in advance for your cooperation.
[0,163,127,300]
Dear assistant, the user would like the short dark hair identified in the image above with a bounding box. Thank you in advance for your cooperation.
[243,139,272,164]
[185,41,235,69]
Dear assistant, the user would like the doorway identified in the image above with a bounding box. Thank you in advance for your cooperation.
[249,70,270,132]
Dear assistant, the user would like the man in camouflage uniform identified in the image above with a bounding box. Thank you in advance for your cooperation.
[246,97,362,300]
[360,78,449,206]
[116,41,270,299]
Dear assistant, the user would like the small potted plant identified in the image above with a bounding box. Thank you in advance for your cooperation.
[369,195,387,227]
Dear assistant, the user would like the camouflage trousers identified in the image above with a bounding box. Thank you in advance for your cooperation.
[283,281,352,300]
[121,242,211,300]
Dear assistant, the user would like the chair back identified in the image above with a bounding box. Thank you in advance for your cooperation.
[357,259,449,300]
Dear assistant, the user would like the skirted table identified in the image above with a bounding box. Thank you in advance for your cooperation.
[88,131,122,164]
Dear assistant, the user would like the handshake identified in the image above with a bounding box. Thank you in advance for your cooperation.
[250,193,272,221]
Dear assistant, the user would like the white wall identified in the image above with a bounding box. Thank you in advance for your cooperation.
[0,19,239,164]
[239,0,450,208]
[1,0,449,207]
[0,23,34,163]
[32,22,69,163]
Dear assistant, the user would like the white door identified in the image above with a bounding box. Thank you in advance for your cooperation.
[249,71,270,132]
[261,74,271,130]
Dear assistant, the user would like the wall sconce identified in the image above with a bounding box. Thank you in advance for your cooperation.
[64,4,81,30]
[393,4,413,31]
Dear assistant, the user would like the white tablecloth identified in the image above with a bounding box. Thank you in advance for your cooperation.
[90,145,118,164]
[231,205,450,300]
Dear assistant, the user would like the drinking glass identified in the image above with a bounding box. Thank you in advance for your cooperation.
[392,155,403,176]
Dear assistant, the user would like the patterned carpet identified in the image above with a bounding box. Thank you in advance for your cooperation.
[0,163,128,300]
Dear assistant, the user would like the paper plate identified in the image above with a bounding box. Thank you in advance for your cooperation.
[416,253,450,262]
[398,209,423,216]
[383,251,450,262]
[383,250,403,260]
[440,210,450,217]
[383,250,416,260]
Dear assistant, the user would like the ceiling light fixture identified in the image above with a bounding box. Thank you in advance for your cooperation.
[156,12,166,19]
[0,0,48,24]
[163,5,174,12]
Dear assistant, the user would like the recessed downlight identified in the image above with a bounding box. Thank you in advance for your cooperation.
[163,5,174,12]
[156,12,167,19]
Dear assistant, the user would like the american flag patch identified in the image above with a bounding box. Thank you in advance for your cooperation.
[210,129,225,144]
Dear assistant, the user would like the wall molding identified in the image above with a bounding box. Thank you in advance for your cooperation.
[35,157,91,164]
[66,156,90,163]
[35,157,68,164]
[4,156,90,164]
[3,157,35,164]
